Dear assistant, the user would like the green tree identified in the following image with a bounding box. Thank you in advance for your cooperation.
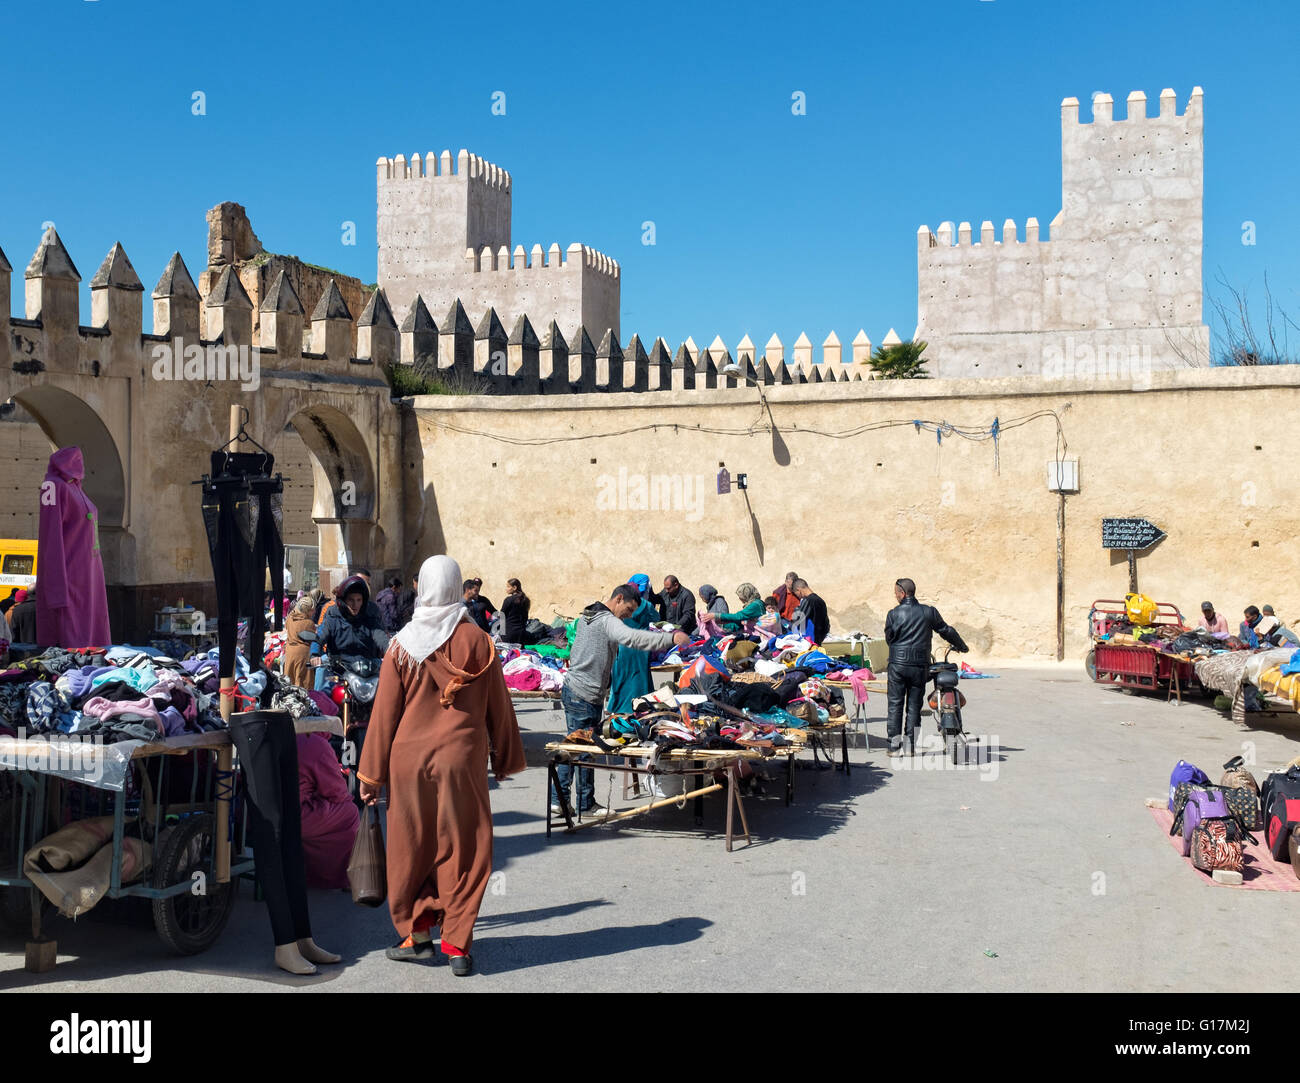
[868,339,931,379]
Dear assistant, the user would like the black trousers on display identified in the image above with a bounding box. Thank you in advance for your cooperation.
[200,475,254,681]
[228,709,311,946]
[887,663,928,744]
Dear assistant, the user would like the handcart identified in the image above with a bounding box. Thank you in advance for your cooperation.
[1085,599,1201,701]
[0,717,339,969]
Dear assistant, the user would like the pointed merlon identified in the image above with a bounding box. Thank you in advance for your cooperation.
[980,221,995,245]
[957,222,972,246]
[508,314,540,349]
[153,252,199,300]
[572,326,596,355]
[1061,95,1080,124]
[542,319,568,352]
[1091,91,1113,123]
[206,265,253,310]
[881,328,902,347]
[822,330,842,364]
[262,269,304,315]
[684,335,699,360]
[440,298,474,336]
[90,242,143,291]
[708,334,727,357]
[1002,219,1017,244]
[1126,90,1146,121]
[26,227,81,281]
[474,306,507,341]
[1188,86,1204,117]
[624,333,648,362]
[1159,88,1176,118]
[358,288,397,329]
[936,222,954,246]
[399,295,434,333]
[852,329,872,365]
[311,279,352,321]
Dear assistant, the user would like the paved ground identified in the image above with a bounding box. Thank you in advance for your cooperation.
[3,662,1299,992]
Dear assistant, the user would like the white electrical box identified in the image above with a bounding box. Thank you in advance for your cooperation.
[1047,459,1079,492]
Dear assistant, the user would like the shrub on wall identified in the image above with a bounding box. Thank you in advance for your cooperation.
[869,340,931,379]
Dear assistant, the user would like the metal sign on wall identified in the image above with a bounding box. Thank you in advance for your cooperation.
[1101,517,1166,551]
[717,468,731,495]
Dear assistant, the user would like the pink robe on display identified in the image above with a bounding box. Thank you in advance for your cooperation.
[37,447,112,648]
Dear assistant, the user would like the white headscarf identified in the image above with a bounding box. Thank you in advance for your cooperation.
[392,555,469,667]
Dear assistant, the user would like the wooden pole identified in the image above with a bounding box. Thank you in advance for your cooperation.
[1128,550,1138,594]
[566,782,724,832]
[214,405,242,884]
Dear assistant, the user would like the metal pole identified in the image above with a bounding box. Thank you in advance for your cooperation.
[214,404,242,885]
[1056,491,1066,661]
[1128,550,1138,594]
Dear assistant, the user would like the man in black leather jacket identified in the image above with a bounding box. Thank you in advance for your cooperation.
[884,578,968,753]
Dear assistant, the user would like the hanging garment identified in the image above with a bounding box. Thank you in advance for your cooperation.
[36,448,111,648]
[229,709,314,947]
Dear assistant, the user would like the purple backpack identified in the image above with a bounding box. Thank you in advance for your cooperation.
[1169,760,1209,810]
[1181,788,1230,856]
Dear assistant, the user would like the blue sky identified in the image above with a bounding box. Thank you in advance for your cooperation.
[2,0,1297,362]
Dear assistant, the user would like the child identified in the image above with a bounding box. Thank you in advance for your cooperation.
[755,596,783,650]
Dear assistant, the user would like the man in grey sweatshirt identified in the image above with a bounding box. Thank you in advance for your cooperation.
[552,583,689,814]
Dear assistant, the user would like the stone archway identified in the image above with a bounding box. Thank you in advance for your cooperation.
[8,385,129,584]
[281,403,378,589]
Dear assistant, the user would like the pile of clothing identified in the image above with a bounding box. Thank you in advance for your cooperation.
[500,648,566,693]
[565,650,851,756]
[0,644,334,745]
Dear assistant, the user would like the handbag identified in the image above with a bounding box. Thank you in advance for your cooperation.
[347,804,387,907]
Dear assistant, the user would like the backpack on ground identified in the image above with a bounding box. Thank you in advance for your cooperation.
[1168,760,1210,811]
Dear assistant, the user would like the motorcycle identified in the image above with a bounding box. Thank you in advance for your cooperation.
[298,631,385,803]
[927,646,970,764]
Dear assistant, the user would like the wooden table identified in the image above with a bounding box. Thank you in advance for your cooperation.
[544,739,798,851]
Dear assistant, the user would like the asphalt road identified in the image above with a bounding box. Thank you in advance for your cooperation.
[4,663,1298,992]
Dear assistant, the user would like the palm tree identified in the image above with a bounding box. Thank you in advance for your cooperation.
[869,339,931,379]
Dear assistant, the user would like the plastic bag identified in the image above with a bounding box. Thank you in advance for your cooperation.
[347,804,387,907]
[1125,592,1158,626]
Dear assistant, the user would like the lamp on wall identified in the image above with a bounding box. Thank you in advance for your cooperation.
[721,362,774,431]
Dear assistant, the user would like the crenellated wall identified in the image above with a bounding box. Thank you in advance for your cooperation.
[917,87,1211,379]
[376,148,621,347]
[0,226,405,641]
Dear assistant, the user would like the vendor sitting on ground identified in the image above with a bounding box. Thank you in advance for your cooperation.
[713,583,764,635]
[1262,605,1300,647]
[657,575,697,636]
[1197,601,1230,638]
[1241,606,1264,647]
[298,730,359,889]
[773,571,800,623]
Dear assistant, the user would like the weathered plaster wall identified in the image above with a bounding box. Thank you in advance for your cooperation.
[918,88,1210,379]
[404,367,1300,661]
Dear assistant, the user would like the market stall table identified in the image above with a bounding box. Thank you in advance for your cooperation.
[544,739,802,851]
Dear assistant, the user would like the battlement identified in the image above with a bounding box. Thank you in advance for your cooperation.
[462,241,620,279]
[377,148,512,190]
[377,144,620,340]
[1061,86,1203,127]
[916,86,1209,378]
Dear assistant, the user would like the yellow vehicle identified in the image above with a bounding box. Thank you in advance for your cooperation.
[0,539,37,591]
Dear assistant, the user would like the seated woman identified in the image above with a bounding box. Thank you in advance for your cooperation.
[696,584,730,639]
[298,730,360,889]
[713,583,765,636]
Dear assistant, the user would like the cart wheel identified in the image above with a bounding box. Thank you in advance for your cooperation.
[1084,649,1097,682]
[152,813,236,956]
